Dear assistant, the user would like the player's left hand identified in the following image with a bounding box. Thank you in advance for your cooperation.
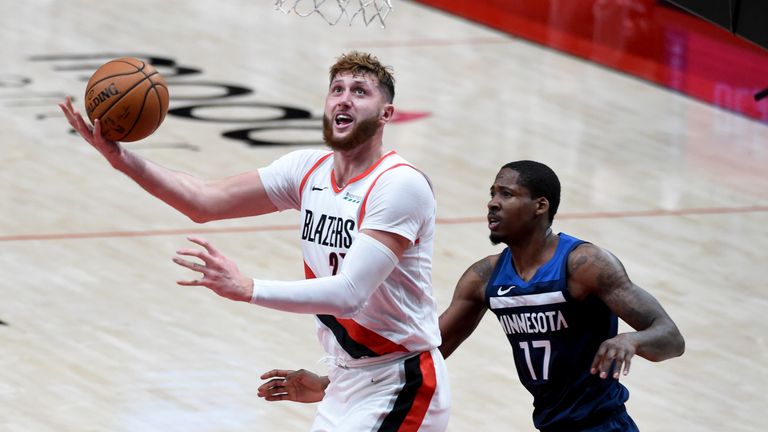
[258,369,329,403]
[173,236,253,302]
[590,333,636,379]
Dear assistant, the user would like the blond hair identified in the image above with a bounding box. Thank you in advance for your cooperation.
[329,51,395,102]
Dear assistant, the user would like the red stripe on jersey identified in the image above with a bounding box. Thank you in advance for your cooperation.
[334,317,409,356]
[330,150,397,193]
[307,261,405,356]
[303,261,317,279]
[398,351,437,432]
[298,152,333,201]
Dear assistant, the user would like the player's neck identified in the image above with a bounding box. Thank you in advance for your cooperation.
[508,227,557,281]
[332,140,385,188]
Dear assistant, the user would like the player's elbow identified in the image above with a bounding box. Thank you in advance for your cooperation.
[670,332,685,358]
[665,323,686,359]
[184,202,220,223]
[334,295,367,318]
[180,186,227,223]
[335,303,364,318]
[187,211,213,224]
[646,328,686,362]
[332,274,369,317]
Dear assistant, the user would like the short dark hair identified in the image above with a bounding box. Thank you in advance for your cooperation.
[502,160,560,223]
[329,51,395,103]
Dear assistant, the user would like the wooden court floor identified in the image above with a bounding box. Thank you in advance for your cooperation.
[1,1,766,431]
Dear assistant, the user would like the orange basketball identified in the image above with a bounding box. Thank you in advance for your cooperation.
[84,57,169,142]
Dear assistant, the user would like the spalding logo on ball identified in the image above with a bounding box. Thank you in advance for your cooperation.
[84,57,169,142]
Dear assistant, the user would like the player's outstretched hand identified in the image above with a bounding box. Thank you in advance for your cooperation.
[58,96,122,165]
[590,333,636,379]
[173,236,254,302]
[258,369,329,403]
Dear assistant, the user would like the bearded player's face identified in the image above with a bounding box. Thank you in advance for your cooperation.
[323,72,389,151]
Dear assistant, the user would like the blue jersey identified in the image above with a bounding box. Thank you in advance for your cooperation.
[485,233,630,431]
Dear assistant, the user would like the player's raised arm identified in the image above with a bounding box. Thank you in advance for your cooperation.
[438,255,497,359]
[59,96,278,222]
[567,243,685,379]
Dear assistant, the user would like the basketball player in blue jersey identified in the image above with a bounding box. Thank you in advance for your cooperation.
[258,160,685,431]
[437,160,685,431]
[59,52,450,431]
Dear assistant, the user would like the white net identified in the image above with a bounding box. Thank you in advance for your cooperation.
[274,0,393,28]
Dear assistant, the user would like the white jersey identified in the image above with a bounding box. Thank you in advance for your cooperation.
[259,149,440,364]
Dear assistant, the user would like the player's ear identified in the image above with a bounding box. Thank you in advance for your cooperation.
[535,197,550,217]
[380,104,394,123]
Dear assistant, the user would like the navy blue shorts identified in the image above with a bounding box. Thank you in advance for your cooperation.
[541,406,640,432]
[581,410,639,432]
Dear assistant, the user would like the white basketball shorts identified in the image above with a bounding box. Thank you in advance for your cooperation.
[310,348,450,432]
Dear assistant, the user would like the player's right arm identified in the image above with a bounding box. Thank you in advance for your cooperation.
[59,96,278,222]
[438,254,498,359]
[567,243,685,379]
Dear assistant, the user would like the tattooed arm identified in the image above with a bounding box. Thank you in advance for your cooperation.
[438,255,499,359]
[567,244,685,379]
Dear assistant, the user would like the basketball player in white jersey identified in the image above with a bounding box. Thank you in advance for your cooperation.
[59,51,450,431]
[259,161,685,432]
